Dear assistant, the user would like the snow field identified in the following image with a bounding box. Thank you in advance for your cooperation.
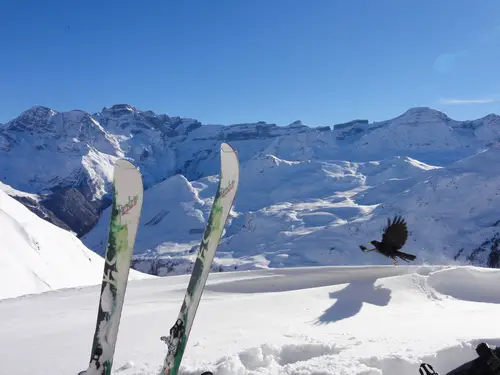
[1,265,499,375]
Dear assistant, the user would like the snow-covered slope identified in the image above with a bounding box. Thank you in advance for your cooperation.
[81,144,500,275]
[218,146,500,270]
[83,174,210,270]
[1,265,500,375]
[0,183,150,300]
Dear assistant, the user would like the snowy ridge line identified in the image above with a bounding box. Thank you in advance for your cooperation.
[205,265,449,294]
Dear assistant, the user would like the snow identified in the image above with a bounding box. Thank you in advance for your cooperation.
[3,104,500,373]
[80,144,500,275]
[0,180,39,200]
[83,174,207,257]
[0,106,119,195]
[0,185,151,300]
[2,264,500,375]
[0,104,493,200]
[4,104,500,270]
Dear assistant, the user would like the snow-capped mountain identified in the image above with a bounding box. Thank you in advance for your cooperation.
[0,104,313,235]
[3,104,500,274]
[80,145,500,275]
[0,181,150,299]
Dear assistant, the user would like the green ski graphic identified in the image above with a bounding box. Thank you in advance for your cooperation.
[80,159,144,375]
[160,142,240,375]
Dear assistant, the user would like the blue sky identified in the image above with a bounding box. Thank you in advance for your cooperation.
[1,1,500,126]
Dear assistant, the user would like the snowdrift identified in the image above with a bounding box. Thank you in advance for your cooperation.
[1,265,500,375]
[0,187,150,300]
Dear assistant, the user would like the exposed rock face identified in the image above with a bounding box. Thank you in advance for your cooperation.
[42,187,106,237]
[10,195,72,232]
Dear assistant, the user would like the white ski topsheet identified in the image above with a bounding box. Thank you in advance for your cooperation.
[183,142,239,340]
[114,159,144,242]
[86,158,144,374]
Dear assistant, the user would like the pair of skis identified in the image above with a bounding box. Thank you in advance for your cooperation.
[78,143,240,375]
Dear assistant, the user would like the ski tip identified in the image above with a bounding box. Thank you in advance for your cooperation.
[115,158,139,170]
[220,142,235,154]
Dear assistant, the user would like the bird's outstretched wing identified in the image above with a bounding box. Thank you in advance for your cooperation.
[381,215,408,249]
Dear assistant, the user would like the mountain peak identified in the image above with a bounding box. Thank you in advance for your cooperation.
[21,105,57,119]
[388,106,452,126]
[401,106,448,118]
[479,113,500,122]
[5,106,58,134]
[100,104,139,117]
[288,120,304,127]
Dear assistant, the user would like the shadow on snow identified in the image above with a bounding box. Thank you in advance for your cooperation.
[315,279,391,324]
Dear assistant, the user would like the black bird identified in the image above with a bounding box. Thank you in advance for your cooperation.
[359,215,416,265]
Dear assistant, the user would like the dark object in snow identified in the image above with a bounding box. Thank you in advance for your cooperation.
[420,363,438,375]
[420,342,500,375]
[359,215,416,265]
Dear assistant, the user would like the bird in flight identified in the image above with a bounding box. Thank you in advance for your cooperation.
[359,215,416,265]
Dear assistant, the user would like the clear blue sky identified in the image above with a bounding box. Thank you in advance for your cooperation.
[1,1,500,126]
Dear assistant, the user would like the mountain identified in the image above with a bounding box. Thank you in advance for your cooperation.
[0,181,150,300]
[0,104,315,236]
[81,145,500,275]
[3,104,500,274]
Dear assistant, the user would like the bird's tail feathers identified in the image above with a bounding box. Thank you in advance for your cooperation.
[396,250,416,262]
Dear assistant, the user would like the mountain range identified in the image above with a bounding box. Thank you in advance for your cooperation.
[2,104,500,276]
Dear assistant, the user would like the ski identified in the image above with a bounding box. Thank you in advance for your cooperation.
[79,159,144,375]
[159,142,240,375]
